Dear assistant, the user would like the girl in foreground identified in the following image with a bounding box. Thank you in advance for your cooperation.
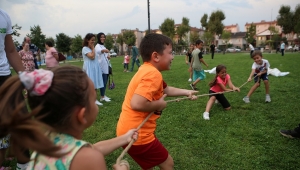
[0,66,137,170]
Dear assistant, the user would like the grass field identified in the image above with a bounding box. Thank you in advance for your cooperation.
[5,51,300,169]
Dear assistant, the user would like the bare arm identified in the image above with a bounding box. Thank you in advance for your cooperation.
[164,86,198,98]
[101,49,110,53]
[86,47,95,60]
[200,58,208,68]
[248,69,256,81]
[185,53,189,64]
[130,93,167,112]
[93,129,138,156]
[227,78,240,92]
[5,34,24,72]
[53,52,59,61]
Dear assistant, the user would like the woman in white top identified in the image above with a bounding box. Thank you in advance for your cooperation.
[95,32,111,102]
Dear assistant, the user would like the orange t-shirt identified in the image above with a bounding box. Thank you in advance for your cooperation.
[116,62,167,145]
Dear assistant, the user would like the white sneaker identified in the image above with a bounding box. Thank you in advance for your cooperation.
[100,97,111,102]
[203,112,210,120]
[265,95,271,103]
[95,100,103,106]
[243,96,250,103]
[188,78,192,82]
[104,95,110,100]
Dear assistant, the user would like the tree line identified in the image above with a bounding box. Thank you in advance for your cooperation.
[12,3,300,56]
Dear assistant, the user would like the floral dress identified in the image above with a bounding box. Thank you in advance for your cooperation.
[27,132,90,170]
[19,50,35,71]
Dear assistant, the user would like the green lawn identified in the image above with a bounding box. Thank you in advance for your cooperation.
[7,52,300,169]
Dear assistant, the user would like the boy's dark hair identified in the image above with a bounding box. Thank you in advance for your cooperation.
[251,50,263,58]
[195,40,203,45]
[139,33,173,62]
[45,40,54,47]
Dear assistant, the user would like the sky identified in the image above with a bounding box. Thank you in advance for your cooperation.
[1,0,299,43]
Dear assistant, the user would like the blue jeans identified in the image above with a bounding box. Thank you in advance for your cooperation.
[100,74,109,97]
[130,58,140,71]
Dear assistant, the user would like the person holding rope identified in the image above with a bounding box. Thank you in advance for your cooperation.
[203,64,240,120]
[243,50,271,103]
[116,33,197,170]
[0,66,138,170]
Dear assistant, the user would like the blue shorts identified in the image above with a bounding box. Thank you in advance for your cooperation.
[254,73,268,83]
[193,70,206,81]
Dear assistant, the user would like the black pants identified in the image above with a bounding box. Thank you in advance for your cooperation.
[0,75,11,86]
[250,50,254,57]
[281,49,284,56]
[34,58,39,69]
[211,52,214,59]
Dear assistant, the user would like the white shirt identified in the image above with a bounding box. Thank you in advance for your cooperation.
[252,59,270,73]
[95,44,109,74]
[0,9,13,76]
[249,44,254,51]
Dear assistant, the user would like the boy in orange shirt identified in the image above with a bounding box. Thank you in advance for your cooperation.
[116,33,197,170]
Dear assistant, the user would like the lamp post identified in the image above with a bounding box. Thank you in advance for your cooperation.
[147,0,150,34]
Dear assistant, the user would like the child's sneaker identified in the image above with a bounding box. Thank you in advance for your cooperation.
[243,96,250,103]
[189,83,195,90]
[188,78,192,82]
[203,112,210,120]
[265,95,271,103]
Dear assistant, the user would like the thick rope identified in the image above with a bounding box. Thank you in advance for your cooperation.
[116,75,258,165]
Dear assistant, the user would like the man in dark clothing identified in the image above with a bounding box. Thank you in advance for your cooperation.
[17,37,39,69]
[128,44,140,72]
[210,42,215,59]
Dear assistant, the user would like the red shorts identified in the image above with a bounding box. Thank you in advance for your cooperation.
[123,138,169,169]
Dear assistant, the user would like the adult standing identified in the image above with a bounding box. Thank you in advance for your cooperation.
[95,32,111,102]
[44,40,59,69]
[0,8,27,170]
[17,37,39,69]
[185,44,194,82]
[18,43,35,71]
[128,44,140,72]
[82,33,104,105]
[248,43,254,57]
[210,42,215,59]
[280,41,285,56]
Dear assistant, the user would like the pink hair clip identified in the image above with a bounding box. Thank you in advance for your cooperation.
[19,69,54,96]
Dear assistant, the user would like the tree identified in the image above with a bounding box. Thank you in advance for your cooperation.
[245,23,256,44]
[277,5,294,34]
[200,14,208,30]
[190,31,199,44]
[26,25,46,52]
[70,34,83,59]
[176,17,190,44]
[200,31,214,46]
[221,30,231,54]
[122,30,136,47]
[159,18,175,39]
[12,24,21,47]
[267,26,279,50]
[56,33,72,54]
[294,4,300,35]
[116,33,124,55]
[207,10,225,36]
[104,34,114,51]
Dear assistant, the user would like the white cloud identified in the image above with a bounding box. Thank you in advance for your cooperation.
[1,0,299,43]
